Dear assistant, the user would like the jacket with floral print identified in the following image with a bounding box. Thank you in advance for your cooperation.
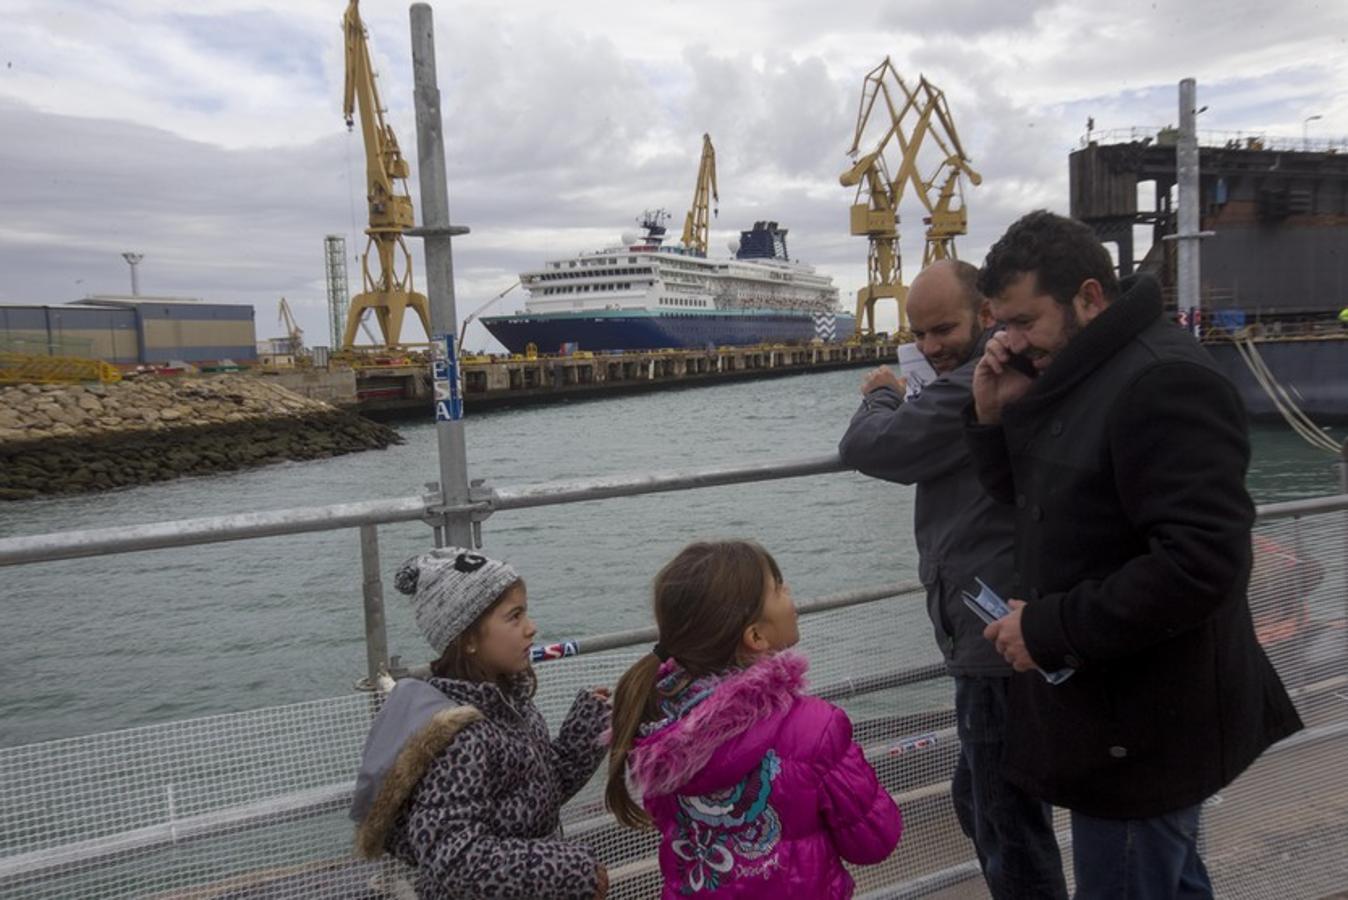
[628,652,902,898]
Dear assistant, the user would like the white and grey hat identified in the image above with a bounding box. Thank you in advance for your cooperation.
[394,547,521,653]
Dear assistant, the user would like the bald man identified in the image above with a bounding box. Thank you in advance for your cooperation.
[839,260,1067,899]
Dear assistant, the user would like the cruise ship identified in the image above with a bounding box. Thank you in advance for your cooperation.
[481,212,854,354]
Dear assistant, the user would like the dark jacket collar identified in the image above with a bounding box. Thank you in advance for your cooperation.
[1006,274,1162,421]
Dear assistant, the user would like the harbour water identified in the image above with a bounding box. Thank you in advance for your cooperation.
[0,367,1343,748]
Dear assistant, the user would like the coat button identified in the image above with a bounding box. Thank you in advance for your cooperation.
[1109,745,1128,759]
[1016,494,1027,509]
[1050,420,1064,436]
[1031,505,1043,521]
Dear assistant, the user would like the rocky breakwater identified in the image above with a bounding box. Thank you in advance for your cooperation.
[0,375,403,500]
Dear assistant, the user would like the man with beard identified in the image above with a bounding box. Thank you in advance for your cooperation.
[839,259,1067,900]
[969,210,1302,898]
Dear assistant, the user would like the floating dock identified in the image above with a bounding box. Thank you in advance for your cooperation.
[345,340,900,416]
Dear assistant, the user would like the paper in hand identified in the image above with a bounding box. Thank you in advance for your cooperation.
[896,342,938,399]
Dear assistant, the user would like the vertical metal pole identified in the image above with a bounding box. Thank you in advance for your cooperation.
[409,4,474,548]
[1176,79,1201,337]
[360,524,390,683]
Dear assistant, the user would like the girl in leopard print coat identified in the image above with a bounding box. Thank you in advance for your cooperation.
[351,547,611,899]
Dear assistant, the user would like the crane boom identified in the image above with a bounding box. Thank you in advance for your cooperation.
[681,134,719,255]
[339,0,430,349]
[840,57,981,334]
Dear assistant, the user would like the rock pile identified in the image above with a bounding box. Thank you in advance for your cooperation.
[0,376,402,500]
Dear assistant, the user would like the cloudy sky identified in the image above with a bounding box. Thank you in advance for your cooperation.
[2,0,1345,349]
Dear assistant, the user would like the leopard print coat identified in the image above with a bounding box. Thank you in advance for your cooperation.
[357,675,609,899]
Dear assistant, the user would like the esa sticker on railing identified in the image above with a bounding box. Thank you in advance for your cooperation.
[431,333,463,421]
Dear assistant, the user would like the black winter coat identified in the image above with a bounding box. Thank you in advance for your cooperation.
[964,275,1302,818]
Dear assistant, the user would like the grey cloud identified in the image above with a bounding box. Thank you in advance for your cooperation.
[876,0,1059,36]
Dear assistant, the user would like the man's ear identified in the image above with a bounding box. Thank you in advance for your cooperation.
[977,299,995,329]
[1075,279,1110,324]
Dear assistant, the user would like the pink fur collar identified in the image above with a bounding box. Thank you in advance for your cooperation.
[628,651,808,798]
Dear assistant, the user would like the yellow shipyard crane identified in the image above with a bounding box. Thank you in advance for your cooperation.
[681,133,719,255]
[340,0,430,349]
[840,57,981,334]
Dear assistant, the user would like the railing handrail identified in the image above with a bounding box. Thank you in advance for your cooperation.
[0,454,848,567]
[1,455,1343,567]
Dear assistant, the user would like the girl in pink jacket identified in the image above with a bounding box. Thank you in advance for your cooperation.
[606,540,903,898]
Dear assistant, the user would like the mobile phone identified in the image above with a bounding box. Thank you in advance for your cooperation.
[961,577,1012,624]
[1005,351,1039,379]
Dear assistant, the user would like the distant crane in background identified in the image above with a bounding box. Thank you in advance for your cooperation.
[840,58,981,334]
[340,0,430,350]
[681,134,719,256]
[277,297,308,362]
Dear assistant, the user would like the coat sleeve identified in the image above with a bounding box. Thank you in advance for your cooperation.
[407,728,600,900]
[550,689,610,801]
[962,406,1017,504]
[815,705,903,864]
[838,379,976,485]
[1022,361,1255,669]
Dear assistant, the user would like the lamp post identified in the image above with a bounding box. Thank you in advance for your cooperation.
[121,252,144,296]
[1303,114,1323,151]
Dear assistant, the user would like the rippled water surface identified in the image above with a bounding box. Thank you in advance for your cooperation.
[1,368,1342,746]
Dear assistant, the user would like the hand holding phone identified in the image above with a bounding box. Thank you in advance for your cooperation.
[963,578,1074,685]
[972,331,1038,424]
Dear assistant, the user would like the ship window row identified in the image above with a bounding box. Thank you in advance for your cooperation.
[541,283,635,296]
[538,267,652,282]
[658,298,708,308]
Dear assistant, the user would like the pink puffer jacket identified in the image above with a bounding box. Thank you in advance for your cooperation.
[628,652,902,898]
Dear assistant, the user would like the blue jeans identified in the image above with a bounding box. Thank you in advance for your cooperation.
[1070,804,1213,899]
[953,676,1068,900]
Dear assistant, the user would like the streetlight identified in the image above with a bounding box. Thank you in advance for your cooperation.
[1303,114,1323,151]
[121,252,144,296]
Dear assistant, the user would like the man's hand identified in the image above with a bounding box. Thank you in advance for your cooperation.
[861,366,907,396]
[982,599,1040,672]
[972,332,1035,425]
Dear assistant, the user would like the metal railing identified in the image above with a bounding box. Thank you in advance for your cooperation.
[3,483,1345,891]
[1083,125,1348,154]
[3,455,1345,682]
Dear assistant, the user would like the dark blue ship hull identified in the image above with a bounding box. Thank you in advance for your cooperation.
[481,312,854,354]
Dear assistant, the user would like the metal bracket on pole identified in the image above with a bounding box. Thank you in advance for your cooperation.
[420,480,496,548]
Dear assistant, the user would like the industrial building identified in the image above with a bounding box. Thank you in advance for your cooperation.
[0,295,257,366]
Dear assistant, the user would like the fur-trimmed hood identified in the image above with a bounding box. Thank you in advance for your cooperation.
[629,651,809,799]
[350,679,482,858]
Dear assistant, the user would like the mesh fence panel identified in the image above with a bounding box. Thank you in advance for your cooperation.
[2,509,1345,899]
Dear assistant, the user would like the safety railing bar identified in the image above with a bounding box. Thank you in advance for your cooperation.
[490,454,849,511]
[1254,493,1348,522]
[0,455,851,567]
[488,582,925,671]
[0,496,428,567]
[2,455,1343,568]
[0,783,349,883]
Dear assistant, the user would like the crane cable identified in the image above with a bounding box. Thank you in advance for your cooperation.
[1230,332,1341,455]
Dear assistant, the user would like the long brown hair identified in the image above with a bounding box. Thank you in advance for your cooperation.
[429,578,537,698]
[604,540,782,828]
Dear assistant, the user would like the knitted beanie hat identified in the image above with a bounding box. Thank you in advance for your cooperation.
[394,547,521,653]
